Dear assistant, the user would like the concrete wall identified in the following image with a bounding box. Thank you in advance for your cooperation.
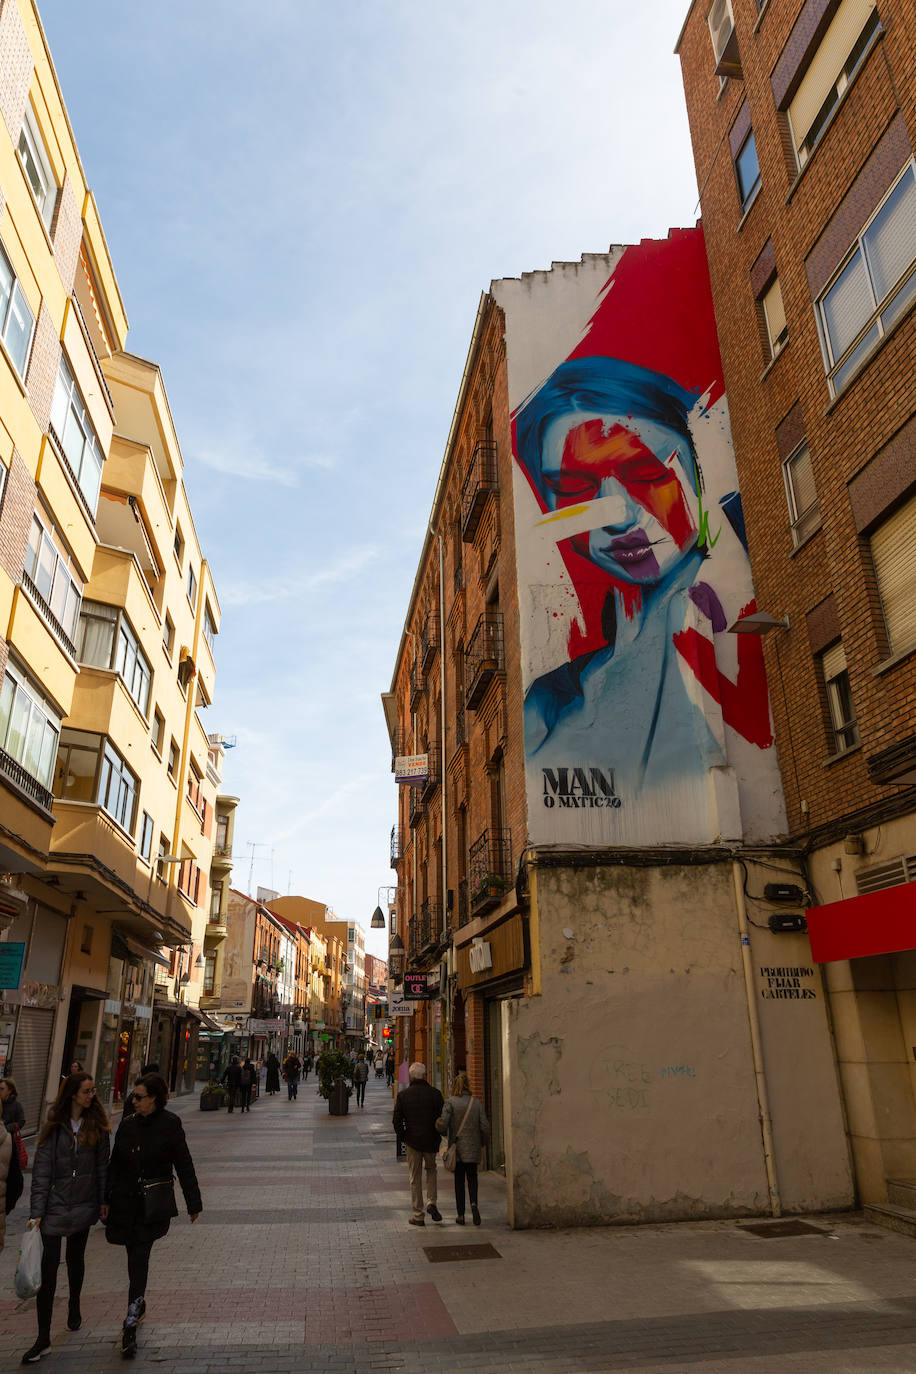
[504,858,853,1227]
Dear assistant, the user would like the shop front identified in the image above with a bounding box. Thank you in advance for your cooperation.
[1,897,70,1130]
[95,934,159,1110]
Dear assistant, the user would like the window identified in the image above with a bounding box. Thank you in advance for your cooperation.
[0,663,60,788]
[24,515,82,645]
[818,164,916,394]
[187,564,197,606]
[163,613,175,657]
[178,858,201,904]
[156,834,169,880]
[49,356,104,514]
[783,442,820,546]
[215,813,229,850]
[789,0,881,169]
[173,525,184,566]
[53,728,100,802]
[18,105,56,227]
[76,601,151,716]
[97,740,138,832]
[152,707,165,755]
[203,604,217,653]
[210,885,222,921]
[707,0,737,73]
[871,495,916,656]
[0,243,34,376]
[139,810,154,862]
[821,642,858,752]
[167,739,179,779]
[735,130,760,209]
[203,950,216,994]
[762,278,788,358]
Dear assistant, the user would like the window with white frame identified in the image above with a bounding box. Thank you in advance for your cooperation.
[0,243,34,377]
[162,613,174,657]
[820,641,858,752]
[203,949,216,993]
[97,739,138,833]
[762,278,788,359]
[789,0,880,169]
[76,601,151,716]
[53,727,138,832]
[23,514,82,645]
[187,563,197,606]
[49,356,105,513]
[870,494,916,657]
[783,442,820,546]
[139,810,154,862]
[17,104,56,228]
[203,604,217,653]
[0,662,60,788]
[817,163,916,394]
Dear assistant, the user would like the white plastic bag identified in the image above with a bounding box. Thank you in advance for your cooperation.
[14,1224,42,1300]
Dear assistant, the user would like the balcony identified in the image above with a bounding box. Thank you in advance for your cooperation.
[465,612,504,709]
[421,611,440,672]
[20,570,77,659]
[390,729,409,772]
[212,843,232,872]
[409,658,425,711]
[420,742,441,802]
[461,439,498,542]
[469,827,513,918]
[457,877,469,928]
[420,897,442,947]
[408,788,425,830]
[0,745,54,817]
[390,825,401,867]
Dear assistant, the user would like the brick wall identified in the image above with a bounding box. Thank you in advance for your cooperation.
[51,173,82,296]
[0,447,35,583]
[26,302,61,434]
[0,0,32,145]
[677,0,916,837]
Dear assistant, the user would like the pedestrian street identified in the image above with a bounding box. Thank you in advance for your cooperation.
[3,1074,916,1372]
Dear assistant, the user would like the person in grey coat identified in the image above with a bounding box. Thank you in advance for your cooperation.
[436,1071,490,1226]
[22,1073,110,1363]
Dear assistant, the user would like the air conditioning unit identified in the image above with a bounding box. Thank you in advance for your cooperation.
[708,0,742,78]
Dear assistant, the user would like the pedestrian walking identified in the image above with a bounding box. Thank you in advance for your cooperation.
[265,1052,281,1095]
[239,1058,256,1112]
[105,1073,201,1358]
[0,1076,26,1131]
[122,1064,159,1120]
[21,1073,110,1364]
[436,1072,490,1226]
[385,1051,395,1087]
[353,1053,369,1108]
[0,1112,10,1235]
[282,1051,301,1100]
[392,1063,444,1226]
[221,1056,242,1112]
[301,1051,313,1081]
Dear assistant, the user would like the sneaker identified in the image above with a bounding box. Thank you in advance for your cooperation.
[67,1299,81,1331]
[121,1323,137,1359]
[125,1297,146,1329]
[21,1342,51,1365]
[408,1216,425,1226]
[427,1203,442,1222]
[455,1214,466,1225]
[471,1204,481,1226]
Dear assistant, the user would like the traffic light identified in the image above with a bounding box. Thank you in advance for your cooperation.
[382,1026,392,1040]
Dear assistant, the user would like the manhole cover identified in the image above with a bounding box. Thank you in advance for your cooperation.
[740,1220,827,1238]
[423,1243,502,1263]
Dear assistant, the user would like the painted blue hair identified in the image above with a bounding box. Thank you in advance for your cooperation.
[515,355,700,499]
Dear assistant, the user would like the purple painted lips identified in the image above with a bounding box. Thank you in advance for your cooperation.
[607,529,660,569]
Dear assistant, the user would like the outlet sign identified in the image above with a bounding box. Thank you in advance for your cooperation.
[403,970,429,999]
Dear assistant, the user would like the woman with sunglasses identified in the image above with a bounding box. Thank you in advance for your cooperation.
[105,1073,201,1358]
[21,1073,110,1364]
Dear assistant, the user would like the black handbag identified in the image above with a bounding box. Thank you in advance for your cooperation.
[141,1175,178,1223]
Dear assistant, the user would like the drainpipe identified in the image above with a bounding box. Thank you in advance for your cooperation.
[732,859,782,1217]
[435,529,449,1082]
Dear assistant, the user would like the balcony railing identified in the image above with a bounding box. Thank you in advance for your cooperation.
[461,439,498,542]
[409,658,425,710]
[390,729,408,772]
[469,828,512,917]
[465,612,504,709]
[0,745,54,816]
[421,611,440,672]
[408,788,425,829]
[420,896,442,948]
[420,742,441,802]
[21,570,77,659]
[457,877,470,928]
[390,825,400,866]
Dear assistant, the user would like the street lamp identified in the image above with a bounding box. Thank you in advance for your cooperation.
[388,932,405,985]
[372,885,397,929]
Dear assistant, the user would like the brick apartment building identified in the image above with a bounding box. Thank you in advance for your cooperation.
[384,232,855,1228]
[677,0,916,1210]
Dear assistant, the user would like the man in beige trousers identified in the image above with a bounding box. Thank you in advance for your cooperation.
[392,1063,444,1225]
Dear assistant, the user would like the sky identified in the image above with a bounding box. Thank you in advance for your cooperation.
[38,0,700,961]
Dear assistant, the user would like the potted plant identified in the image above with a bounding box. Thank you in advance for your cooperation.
[200,1080,225,1111]
[316,1050,353,1115]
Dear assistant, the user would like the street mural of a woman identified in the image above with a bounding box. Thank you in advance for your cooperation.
[498,230,783,846]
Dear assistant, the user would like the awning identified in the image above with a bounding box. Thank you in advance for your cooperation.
[123,936,170,970]
[807,881,916,963]
[198,1011,226,1033]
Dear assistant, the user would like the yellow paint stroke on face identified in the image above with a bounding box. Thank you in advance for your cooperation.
[536,504,591,527]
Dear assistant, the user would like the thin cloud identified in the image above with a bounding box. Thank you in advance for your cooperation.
[190,442,337,486]
[220,545,380,607]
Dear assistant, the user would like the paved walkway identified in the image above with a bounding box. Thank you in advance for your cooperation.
[2,1073,916,1371]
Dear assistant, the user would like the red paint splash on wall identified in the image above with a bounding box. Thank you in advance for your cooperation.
[671,600,773,749]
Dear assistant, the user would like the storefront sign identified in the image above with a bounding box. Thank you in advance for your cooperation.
[19,980,58,1009]
[389,988,415,1017]
[403,970,429,999]
[249,1018,283,1034]
[0,942,26,990]
[394,754,428,786]
[457,914,527,989]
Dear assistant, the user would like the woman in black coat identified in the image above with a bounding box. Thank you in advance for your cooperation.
[105,1073,201,1358]
[23,1073,110,1364]
[265,1052,281,1095]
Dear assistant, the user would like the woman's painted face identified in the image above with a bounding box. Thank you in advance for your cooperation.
[539,411,699,584]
